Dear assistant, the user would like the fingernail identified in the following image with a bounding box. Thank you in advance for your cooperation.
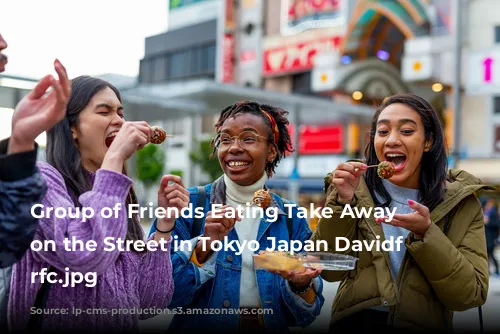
[408,199,415,205]
[362,164,368,168]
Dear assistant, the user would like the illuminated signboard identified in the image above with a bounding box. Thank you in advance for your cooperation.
[280,0,345,35]
[466,49,500,94]
[263,35,342,76]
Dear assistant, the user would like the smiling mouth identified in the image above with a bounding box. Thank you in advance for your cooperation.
[384,153,407,171]
[226,161,251,169]
[105,132,118,148]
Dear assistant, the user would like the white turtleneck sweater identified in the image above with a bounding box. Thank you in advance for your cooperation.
[224,173,268,308]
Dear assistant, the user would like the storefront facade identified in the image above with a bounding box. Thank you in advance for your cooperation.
[123,0,500,198]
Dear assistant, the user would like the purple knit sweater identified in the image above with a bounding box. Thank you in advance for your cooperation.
[8,162,173,332]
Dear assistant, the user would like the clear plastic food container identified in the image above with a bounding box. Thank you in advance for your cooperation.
[298,252,358,271]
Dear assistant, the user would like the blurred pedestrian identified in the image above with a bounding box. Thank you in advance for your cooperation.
[483,198,499,276]
[0,32,70,330]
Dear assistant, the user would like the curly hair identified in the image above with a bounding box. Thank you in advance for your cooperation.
[211,101,294,176]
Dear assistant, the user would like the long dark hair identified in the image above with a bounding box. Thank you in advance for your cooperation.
[210,101,294,176]
[364,93,448,212]
[46,75,143,242]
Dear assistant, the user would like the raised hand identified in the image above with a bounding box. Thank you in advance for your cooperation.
[331,162,367,204]
[156,175,190,232]
[195,205,241,262]
[101,122,153,173]
[8,59,71,154]
[376,199,432,238]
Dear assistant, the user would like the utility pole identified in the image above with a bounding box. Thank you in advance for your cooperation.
[288,104,300,204]
[451,0,463,168]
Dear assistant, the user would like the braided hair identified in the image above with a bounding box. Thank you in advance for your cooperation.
[211,101,294,176]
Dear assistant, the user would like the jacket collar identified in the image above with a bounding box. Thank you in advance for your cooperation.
[210,175,286,215]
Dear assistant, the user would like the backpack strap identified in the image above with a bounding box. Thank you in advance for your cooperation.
[191,185,207,238]
[280,198,293,240]
[28,266,54,331]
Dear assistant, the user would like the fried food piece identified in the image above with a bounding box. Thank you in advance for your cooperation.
[377,161,396,179]
[151,126,167,144]
[253,189,271,208]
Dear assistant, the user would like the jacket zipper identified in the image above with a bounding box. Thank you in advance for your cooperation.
[390,251,409,326]
[365,221,400,304]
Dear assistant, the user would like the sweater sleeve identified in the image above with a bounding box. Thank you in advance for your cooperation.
[138,234,174,319]
[32,162,132,275]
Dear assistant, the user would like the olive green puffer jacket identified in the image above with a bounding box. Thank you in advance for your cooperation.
[312,169,495,331]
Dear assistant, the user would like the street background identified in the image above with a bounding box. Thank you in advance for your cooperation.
[1,0,500,332]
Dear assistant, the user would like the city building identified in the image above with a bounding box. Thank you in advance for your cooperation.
[125,0,500,193]
[2,0,498,203]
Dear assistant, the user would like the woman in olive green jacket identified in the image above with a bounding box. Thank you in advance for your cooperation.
[312,93,494,332]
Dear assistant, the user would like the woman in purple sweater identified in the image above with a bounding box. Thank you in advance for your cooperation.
[8,76,185,332]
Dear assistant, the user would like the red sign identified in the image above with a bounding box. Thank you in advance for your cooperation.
[240,49,256,63]
[264,36,342,76]
[287,0,341,22]
[223,33,234,83]
[283,0,342,34]
[288,124,344,154]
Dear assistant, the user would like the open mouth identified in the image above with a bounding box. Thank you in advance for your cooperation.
[384,153,407,172]
[226,161,251,170]
[105,132,118,148]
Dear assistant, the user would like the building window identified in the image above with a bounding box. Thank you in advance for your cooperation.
[495,26,500,43]
[207,44,216,72]
[141,42,217,83]
[292,72,314,96]
[191,47,201,74]
[152,56,167,82]
[200,44,216,73]
[494,96,500,114]
[139,59,153,83]
[170,51,190,79]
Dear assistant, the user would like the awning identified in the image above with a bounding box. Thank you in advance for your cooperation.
[121,78,375,124]
[266,178,326,194]
[456,159,500,184]
[341,0,431,67]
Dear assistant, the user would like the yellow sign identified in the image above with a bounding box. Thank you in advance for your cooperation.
[413,60,422,72]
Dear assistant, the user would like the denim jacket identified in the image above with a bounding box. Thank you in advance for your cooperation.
[148,176,324,332]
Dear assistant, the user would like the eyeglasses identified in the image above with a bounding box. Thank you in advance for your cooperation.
[214,131,269,151]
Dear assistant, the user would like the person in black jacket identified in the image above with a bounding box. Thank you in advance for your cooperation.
[0,32,71,268]
[0,32,71,333]
[483,198,500,277]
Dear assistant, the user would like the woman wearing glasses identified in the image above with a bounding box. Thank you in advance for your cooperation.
[149,101,324,332]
